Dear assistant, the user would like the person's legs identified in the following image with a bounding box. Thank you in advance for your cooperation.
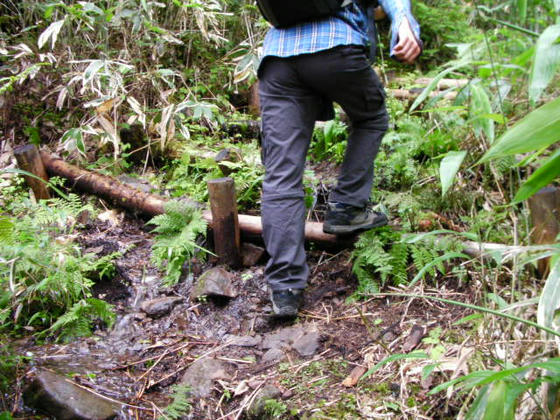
[298,46,389,208]
[258,57,321,295]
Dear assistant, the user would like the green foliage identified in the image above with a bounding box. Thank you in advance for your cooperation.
[165,132,263,210]
[430,359,560,420]
[0,344,25,393]
[148,201,207,286]
[158,384,192,420]
[264,399,288,417]
[46,298,115,341]
[0,193,116,339]
[351,228,461,295]
[310,119,348,164]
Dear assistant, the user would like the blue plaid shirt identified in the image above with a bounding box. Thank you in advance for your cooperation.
[261,0,420,60]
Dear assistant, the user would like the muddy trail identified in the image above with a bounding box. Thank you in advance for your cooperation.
[9,212,474,419]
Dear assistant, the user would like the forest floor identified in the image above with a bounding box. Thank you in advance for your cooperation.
[8,207,477,419]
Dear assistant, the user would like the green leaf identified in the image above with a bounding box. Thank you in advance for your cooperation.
[440,150,467,196]
[537,257,560,337]
[529,25,560,103]
[483,380,508,420]
[470,84,494,143]
[361,351,429,381]
[513,148,560,202]
[410,67,456,112]
[409,252,470,287]
[479,96,560,163]
[517,0,527,23]
[466,385,491,420]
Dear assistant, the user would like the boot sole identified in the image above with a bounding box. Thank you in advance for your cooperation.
[323,217,388,235]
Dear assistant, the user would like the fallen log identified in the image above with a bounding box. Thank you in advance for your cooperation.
[38,150,529,258]
[38,150,338,244]
[389,88,458,101]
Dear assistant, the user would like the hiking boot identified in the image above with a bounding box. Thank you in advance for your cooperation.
[270,288,304,318]
[323,202,388,235]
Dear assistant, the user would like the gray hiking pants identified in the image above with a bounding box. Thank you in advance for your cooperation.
[258,45,389,291]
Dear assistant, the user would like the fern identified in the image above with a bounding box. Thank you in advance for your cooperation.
[0,194,116,339]
[46,298,115,342]
[148,201,207,286]
[158,384,192,420]
[351,227,463,297]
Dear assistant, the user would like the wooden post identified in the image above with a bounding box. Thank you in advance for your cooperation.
[207,177,242,267]
[14,144,50,200]
[528,186,560,277]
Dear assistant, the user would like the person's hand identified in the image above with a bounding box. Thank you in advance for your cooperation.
[392,18,421,64]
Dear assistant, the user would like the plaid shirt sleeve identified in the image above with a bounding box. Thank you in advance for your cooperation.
[379,0,421,56]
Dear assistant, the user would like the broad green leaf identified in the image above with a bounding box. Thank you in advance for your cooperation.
[440,150,467,196]
[410,66,456,112]
[513,148,560,202]
[470,84,494,143]
[479,96,560,163]
[38,19,65,50]
[483,381,508,420]
[466,385,490,420]
[529,25,560,103]
[537,257,560,337]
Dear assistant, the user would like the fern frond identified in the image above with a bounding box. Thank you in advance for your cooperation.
[159,384,192,420]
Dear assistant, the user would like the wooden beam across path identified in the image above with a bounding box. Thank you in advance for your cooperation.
[35,148,525,259]
[38,150,339,245]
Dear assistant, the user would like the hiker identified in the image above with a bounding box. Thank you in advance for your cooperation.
[258,1,422,317]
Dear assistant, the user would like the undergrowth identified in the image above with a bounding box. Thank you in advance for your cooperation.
[351,227,464,295]
[158,384,192,420]
[0,191,116,340]
[148,200,208,286]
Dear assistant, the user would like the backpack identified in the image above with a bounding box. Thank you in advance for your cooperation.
[256,0,377,29]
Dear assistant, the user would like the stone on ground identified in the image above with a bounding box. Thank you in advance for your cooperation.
[241,243,265,267]
[140,296,183,317]
[261,324,321,357]
[191,267,237,300]
[180,358,230,398]
[23,369,121,420]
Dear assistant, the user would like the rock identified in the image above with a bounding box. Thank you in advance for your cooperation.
[24,369,121,420]
[247,385,283,419]
[140,296,183,318]
[225,335,262,347]
[261,348,285,364]
[181,358,230,398]
[402,325,425,353]
[261,325,321,357]
[261,326,304,350]
[292,330,320,357]
[241,243,265,267]
[191,267,237,300]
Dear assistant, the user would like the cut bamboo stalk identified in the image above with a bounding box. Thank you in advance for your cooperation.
[528,186,560,276]
[14,144,51,200]
[207,177,242,267]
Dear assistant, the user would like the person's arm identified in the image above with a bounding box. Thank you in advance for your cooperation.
[378,0,422,64]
